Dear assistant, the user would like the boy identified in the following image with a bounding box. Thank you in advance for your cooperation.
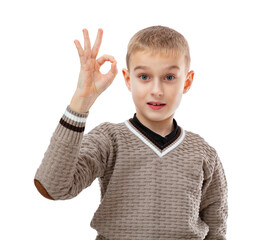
[34,25,228,240]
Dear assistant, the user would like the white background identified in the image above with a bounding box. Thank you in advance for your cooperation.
[1,0,269,239]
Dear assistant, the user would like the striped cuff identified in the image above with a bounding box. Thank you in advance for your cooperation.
[54,105,89,144]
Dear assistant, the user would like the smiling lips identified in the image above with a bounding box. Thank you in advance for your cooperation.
[147,102,166,110]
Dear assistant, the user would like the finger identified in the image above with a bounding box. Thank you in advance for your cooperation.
[83,28,91,59]
[74,40,84,65]
[103,61,118,81]
[96,54,116,66]
[91,28,103,59]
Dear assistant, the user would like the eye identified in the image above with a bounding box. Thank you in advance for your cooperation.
[138,74,149,81]
[165,75,175,81]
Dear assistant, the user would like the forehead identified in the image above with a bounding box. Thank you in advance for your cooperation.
[130,50,185,71]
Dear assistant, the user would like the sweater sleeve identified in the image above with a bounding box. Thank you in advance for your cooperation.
[199,153,228,240]
[34,105,111,200]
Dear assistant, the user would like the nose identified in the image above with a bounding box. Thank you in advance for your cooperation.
[151,79,164,97]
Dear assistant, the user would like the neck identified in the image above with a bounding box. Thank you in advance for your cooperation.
[136,113,174,137]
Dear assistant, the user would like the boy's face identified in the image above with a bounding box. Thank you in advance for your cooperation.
[122,50,194,130]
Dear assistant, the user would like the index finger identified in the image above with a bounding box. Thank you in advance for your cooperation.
[91,28,103,59]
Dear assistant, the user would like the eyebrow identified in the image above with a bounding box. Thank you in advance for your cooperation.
[133,65,180,71]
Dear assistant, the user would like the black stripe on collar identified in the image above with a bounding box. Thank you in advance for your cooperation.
[128,113,181,150]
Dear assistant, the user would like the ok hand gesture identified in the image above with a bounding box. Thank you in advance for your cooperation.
[70,28,118,112]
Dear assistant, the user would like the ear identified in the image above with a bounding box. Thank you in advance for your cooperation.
[183,70,195,94]
[122,68,131,92]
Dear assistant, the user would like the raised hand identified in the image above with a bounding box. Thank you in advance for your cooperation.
[70,28,118,113]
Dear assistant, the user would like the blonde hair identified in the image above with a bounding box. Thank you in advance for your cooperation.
[126,25,191,74]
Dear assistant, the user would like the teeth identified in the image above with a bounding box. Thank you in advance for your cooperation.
[150,103,162,105]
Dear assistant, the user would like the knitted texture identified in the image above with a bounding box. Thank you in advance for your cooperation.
[34,105,228,240]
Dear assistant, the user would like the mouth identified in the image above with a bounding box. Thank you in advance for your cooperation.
[147,102,166,110]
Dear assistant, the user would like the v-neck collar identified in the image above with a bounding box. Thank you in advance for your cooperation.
[131,113,179,147]
[124,114,185,158]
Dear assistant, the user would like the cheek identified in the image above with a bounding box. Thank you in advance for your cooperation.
[131,81,145,98]
[167,88,182,104]
[131,86,144,104]
[173,94,183,108]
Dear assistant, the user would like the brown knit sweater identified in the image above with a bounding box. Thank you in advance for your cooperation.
[34,105,228,240]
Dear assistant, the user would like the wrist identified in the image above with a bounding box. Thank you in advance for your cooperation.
[69,92,97,113]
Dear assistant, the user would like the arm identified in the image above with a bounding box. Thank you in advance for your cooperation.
[34,105,111,200]
[199,153,228,240]
[34,28,118,200]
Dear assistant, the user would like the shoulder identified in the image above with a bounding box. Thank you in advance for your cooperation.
[184,129,218,156]
[184,129,219,176]
[85,121,126,138]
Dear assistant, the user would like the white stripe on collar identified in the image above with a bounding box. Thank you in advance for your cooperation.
[124,120,185,158]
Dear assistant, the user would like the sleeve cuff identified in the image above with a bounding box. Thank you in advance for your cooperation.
[54,105,89,144]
